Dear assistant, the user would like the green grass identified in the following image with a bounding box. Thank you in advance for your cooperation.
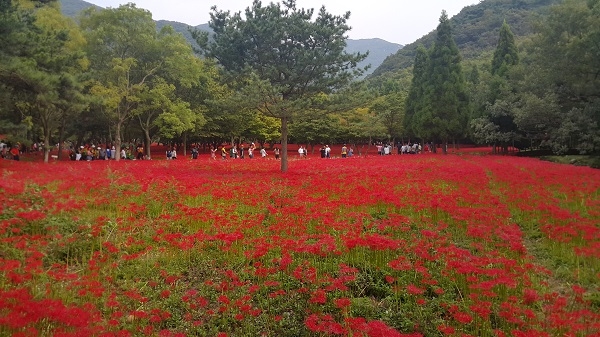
[540,155,600,168]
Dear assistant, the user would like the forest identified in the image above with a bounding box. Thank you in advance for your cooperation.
[1,0,599,167]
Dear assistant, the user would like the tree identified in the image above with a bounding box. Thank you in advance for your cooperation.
[470,95,520,153]
[491,20,519,76]
[513,92,562,148]
[33,4,87,163]
[418,11,470,153]
[80,4,157,160]
[245,113,281,147]
[198,0,367,172]
[81,4,205,161]
[288,109,337,152]
[404,45,430,141]
[0,0,87,162]
[549,103,600,154]
[344,107,386,155]
[530,0,600,109]
[369,92,405,144]
[470,21,520,154]
[493,0,600,154]
[134,26,213,158]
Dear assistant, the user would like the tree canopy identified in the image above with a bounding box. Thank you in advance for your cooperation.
[405,11,470,151]
[198,0,367,171]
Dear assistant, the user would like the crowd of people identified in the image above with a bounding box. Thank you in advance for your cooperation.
[318,144,354,158]
[209,143,275,160]
[69,145,121,161]
[67,143,150,161]
[2,139,432,162]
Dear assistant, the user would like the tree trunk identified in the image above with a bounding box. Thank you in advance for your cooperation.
[43,131,50,163]
[41,110,50,163]
[115,121,122,161]
[281,116,288,172]
[183,133,188,157]
[57,120,65,161]
[108,124,112,147]
[144,128,152,159]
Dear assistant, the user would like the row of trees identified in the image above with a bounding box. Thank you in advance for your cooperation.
[1,0,218,162]
[1,0,373,171]
[1,0,598,170]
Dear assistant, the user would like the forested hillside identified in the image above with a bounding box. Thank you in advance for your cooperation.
[58,0,99,17]
[154,20,210,50]
[370,0,561,77]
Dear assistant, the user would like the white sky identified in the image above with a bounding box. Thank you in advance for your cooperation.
[84,0,477,45]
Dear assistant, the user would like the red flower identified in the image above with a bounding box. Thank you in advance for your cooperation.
[335,297,351,309]
[309,289,327,304]
[406,284,425,295]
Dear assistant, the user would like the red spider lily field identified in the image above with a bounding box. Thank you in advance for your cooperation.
[1,153,599,337]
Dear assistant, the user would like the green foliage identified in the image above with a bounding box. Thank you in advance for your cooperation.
[369,91,406,141]
[80,3,213,158]
[201,0,367,171]
[514,92,562,144]
[404,45,429,139]
[0,0,88,161]
[469,21,520,152]
[288,109,339,145]
[470,96,519,148]
[245,113,281,145]
[491,20,519,76]
[407,12,470,146]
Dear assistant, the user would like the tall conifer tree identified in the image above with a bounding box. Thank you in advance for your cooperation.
[477,20,520,154]
[491,20,519,76]
[414,11,469,153]
[404,45,429,141]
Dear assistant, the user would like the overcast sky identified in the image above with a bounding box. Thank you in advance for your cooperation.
[84,0,478,45]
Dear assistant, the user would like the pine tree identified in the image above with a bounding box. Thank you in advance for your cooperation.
[199,0,366,172]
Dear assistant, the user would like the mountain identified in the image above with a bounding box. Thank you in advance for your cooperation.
[370,0,561,78]
[345,39,402,77]
[59,0,100,17]
[58,0,401,77]
[154,20,211,50]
